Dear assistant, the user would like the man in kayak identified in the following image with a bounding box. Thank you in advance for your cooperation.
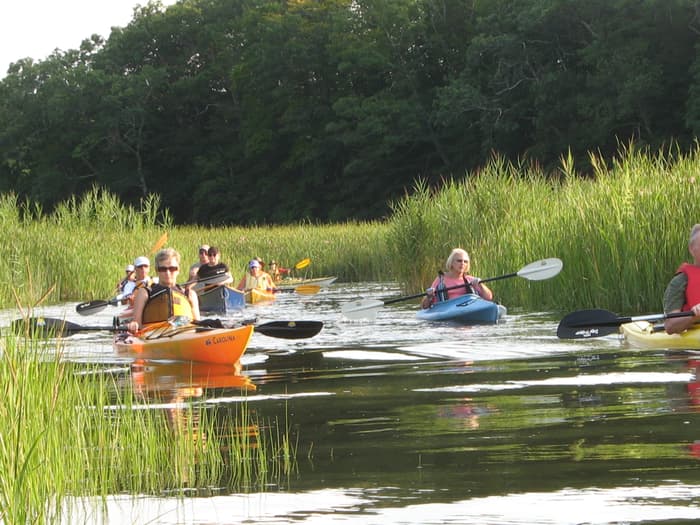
[197,246,233,285]
[664,223,700,334]
[188,244,210,281]
[127,248,200,333]
[421,248,494,309]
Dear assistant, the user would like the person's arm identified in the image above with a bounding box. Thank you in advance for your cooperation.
[664,273,698,334]
[421,278,439,309]
[470,277,493,301]
[237,276,246,291]
[187,288,201,321]
[127,288,149,333]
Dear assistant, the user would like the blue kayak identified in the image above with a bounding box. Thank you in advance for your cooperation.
[197,285,245,314]
[416,294,507,324]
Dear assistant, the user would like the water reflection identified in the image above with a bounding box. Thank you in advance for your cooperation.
[7,283,700,523]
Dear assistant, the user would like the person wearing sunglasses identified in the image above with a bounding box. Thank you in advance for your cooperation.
[421,248,493,309]
[197,246,233,285]
[127,248,200,333]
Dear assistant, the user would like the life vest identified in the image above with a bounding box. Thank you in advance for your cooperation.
[244,272,275,291]
[142,284,194,324]
[433,274,475,302]
[679,263,700,311]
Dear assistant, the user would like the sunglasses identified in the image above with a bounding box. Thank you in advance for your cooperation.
[157,266,179,272]
[199,250,208,254]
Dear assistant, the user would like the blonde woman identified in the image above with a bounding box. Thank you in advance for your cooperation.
[421,248,493,309]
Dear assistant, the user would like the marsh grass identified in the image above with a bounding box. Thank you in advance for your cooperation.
[389,143,700,313]
[0,323,295,522]
[2,142,700,314]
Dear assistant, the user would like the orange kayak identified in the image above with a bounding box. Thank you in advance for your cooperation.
[114,322,253,364]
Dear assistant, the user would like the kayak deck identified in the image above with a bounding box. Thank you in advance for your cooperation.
[114,322,254,364]
[416,294,507,324]
[620,321,700,350]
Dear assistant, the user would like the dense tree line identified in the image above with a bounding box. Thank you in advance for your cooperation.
[1,0,699,225]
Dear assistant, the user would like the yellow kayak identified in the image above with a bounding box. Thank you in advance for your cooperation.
[619,321,700,350]
[245,288,276,304]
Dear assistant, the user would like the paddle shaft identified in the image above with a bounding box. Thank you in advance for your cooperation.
[382,273,509,306]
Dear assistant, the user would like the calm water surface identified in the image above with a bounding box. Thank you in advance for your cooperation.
[7,282,700,524]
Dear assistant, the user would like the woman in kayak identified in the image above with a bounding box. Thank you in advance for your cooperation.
[127,248,201,333]
[421,248,494,309]
[237,258,277,292]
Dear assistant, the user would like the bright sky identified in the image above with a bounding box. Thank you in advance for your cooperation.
[1,0,177,77]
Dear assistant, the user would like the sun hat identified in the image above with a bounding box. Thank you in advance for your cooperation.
[125,264,135,272]
[134,256,150,267]
[249,259,261,269]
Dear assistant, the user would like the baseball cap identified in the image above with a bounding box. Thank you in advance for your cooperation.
[125,264,135,272]
[134,256,150,267]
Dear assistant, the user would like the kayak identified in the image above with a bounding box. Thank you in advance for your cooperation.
[114,322,254,364]
[197,284,245,314]
[619,321,700,349]
[416,294,507,324]
[278,276,337,288]
[245,288,276,304]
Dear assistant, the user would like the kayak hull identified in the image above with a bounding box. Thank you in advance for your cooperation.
[197,285,245,314]
[620,321,700,350]
[245,289,276,304]
[278,276,337,288]
[114,323,254,364]
[416,294,507,324]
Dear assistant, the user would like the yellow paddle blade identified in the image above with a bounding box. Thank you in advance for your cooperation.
[294,284,321,295]
[149,232,168,255]
[295,257,311,270]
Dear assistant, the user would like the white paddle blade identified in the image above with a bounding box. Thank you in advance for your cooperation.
[341,299,383,320]
[516,258,563,281]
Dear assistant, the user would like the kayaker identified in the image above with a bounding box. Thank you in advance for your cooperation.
[268,260,291,282]
[188,244,210,281]
[197,246,233,285]
[237,258,277,292]
[421,248,494,309]
[664,223,700,334]
[127,248,201,333]
[116,264,135,295]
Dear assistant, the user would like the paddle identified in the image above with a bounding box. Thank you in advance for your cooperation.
[276,284,321,295]
[75,232,170,315]
[296,258,311,270]
[341,257,564,320]
[11,316,323,340]
[556,308,693,339]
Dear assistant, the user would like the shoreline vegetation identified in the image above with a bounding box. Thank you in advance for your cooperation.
[0,323,296,522]
[2,143,700,315]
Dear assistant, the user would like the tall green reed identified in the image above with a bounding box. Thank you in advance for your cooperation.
[0,322,292,522]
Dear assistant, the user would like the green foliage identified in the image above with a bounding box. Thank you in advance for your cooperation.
[1,0,699,224]
[389,142,700,313]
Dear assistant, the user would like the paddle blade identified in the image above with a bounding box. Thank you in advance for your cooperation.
[76,300,109,316]
[10,317,115,337]
[341,299,383,320]
[517,258,563,281]
[294,258,311,270]
[556,309,623,339]
[255,320,323,339]
[294,284,321,295]
[150,232,168,254]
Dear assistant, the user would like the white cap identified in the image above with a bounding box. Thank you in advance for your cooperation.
[125,264,135,272]
[134,256,149,267]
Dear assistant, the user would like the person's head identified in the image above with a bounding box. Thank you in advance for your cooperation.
[198,245,210,263]
[133,256,150,279]
[269,260,278,270]
[445,248,470,273]
[689,225,700,262]
[125,264,135,280]
[155,248,181,286]
[248,259,262,274]
[207,246,220,264]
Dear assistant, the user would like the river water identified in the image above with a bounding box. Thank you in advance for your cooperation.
[9,282,700,524]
